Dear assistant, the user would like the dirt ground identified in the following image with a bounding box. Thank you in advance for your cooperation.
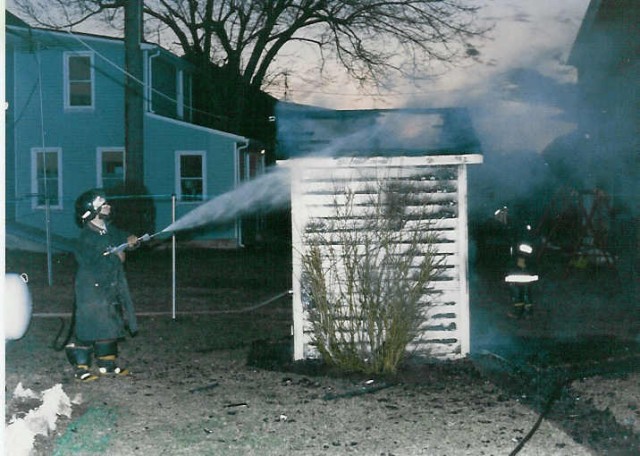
[4,242,640,455]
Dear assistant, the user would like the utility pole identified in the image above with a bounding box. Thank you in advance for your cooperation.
[124,0,144,189]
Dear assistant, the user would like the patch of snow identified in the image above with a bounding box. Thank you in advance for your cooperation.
[5,384,72,456]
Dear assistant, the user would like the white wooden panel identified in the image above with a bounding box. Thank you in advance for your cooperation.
[300,218,458,231]
[300,166,456,182]
[290,155,481,362]
[410,343,463,358]
[300,192,457,206]
[299,204,457,219]
[302,179,458,194]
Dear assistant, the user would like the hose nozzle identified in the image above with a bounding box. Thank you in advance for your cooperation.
[103,232,156,256]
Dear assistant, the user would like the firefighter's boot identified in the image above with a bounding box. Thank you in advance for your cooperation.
[65,344,98,382]
[95,340,129,376]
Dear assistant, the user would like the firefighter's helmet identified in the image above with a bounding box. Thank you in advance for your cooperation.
[74,189,107,227]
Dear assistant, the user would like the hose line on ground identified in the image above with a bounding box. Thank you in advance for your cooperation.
[508,379,568,456]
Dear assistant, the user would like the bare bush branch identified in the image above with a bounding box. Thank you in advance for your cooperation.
[301,177,443,374]
[12,0,486,93]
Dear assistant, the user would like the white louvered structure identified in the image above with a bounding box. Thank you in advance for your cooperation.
[287,155,483,361]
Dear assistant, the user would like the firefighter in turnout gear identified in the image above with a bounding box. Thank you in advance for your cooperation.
[65,189,140,381]
[505,224,538,319]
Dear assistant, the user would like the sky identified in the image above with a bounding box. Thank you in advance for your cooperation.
[279,0,591,155]
[4,0,591,156]
[284,1,590,109]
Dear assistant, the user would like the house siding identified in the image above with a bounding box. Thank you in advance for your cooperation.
[6,19,251,247]
[145,114,244,241]
[9,32,127,239]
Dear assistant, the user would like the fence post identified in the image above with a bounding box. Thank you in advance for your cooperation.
[171,193,176,319]
[45,197,53,286]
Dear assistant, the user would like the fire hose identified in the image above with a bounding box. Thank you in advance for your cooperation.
[508,380,568,456]
[477,349,569,456]
[102,231,165,256]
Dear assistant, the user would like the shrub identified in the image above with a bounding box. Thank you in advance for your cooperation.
[301,179,442,375]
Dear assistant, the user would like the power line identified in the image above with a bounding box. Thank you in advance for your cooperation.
[61,29,229,122]
[267,84,469,99]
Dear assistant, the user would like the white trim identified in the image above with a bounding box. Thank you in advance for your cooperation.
[30,147,63,210]
[147,49,161,114]
[290,164,305,360]
[96,147,126,188]
[175,150,207,203]
[146,112,248,142]
[63,51,95,111]
[234,140,250,247]
[456,164,471,356]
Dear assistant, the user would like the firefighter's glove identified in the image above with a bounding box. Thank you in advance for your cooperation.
[127,322,139,338]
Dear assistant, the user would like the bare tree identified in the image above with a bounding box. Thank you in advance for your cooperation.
[13,0,484,136]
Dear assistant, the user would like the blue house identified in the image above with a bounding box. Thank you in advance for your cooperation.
[5,11,265,251]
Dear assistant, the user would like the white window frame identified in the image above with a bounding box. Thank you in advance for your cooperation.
[31,147,63,210]
[96,147,126,189]
[63,51,95,110]
[175,151,207,203]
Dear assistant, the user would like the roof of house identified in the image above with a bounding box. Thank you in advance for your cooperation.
[275,104,482,159]
[5,9,192,69]
[6,10,30,28]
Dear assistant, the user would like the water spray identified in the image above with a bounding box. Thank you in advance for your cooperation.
[104,165,292,257]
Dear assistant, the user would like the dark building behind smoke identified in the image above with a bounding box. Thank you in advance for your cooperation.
[542,0,639,270]
[544,0,639,209]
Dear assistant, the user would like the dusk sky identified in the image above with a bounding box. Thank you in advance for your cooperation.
[281,1,591,109]
[5,0,592,154]
[278,0,591,154]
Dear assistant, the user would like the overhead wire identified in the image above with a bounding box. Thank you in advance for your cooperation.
[16,24,455,115]
[35,42,48,201]
[59,28,229,122]
[61,28,445,108]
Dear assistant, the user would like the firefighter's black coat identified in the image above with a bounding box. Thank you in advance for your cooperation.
[74,223,138,342]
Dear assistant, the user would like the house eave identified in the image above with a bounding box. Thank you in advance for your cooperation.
[145,112,249,143]
[6,17,185,64]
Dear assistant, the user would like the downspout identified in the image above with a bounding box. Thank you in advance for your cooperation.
[146,47,161,114]
[235,139,249,247]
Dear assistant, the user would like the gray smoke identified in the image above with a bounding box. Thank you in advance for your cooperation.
[162,167,292,233]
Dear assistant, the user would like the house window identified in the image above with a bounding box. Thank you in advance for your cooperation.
[65,52,94,109]
[32,148,62,208]
[97,148,125,189]
[176,151,206,202]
